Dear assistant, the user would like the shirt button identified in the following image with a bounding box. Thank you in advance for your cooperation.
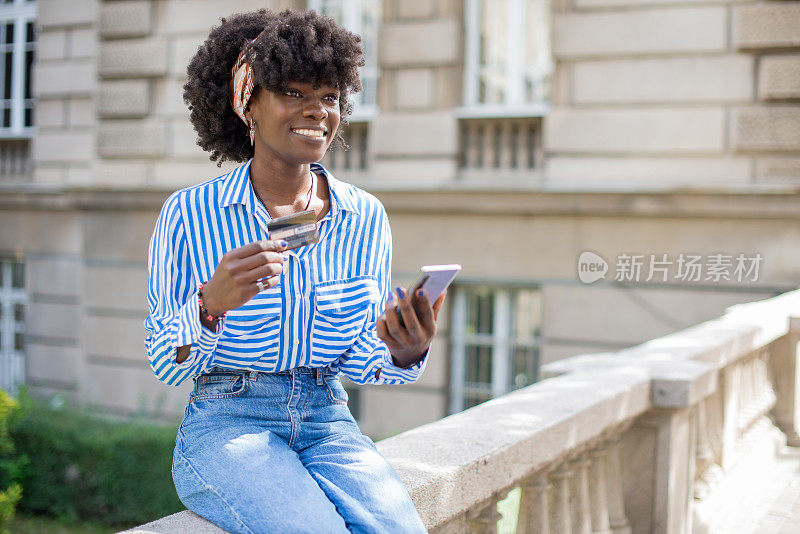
[295,291,302,299]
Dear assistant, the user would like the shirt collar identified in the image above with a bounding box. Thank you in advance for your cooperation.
[219,159,358,216]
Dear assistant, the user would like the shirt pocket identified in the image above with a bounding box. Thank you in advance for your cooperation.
[312,275,381,358]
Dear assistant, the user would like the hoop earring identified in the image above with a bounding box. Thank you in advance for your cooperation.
[248,118,256,146]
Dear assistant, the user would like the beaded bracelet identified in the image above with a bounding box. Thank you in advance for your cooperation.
[198,283,226,323]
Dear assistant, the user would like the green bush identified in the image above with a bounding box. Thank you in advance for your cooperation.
[0,389,26,534]
[9,394,184,528]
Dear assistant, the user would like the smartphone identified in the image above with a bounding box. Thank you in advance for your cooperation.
[394,264,462,326]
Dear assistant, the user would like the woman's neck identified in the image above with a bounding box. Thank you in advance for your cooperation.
[249,156,312,212]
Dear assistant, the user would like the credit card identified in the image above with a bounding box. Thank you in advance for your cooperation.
[266,209,319,250]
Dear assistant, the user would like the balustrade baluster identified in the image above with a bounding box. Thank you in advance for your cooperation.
[466,493,505,534]
[468,121,482,169]
[605,437,631,534]
[757,351,776,411]
[518,473,551,534]
[570,453,592,534]
[499,120,513,170]
[549,463,573,534]
[527,123,538,169]
[514,121,526,171]
[695,398,714,475]
[330,141,342,171]
[588,447,612,534]
[358,124,368,171]
[484,121,497,170]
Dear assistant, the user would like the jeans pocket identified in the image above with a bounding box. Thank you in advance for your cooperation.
[323,376,349,405]
[190,373,248,403]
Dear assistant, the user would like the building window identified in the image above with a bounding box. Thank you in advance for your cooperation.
[449,285,542,413]
[463,0,552,112]
[459,0,550,179]
[0,0,36,138]
[0,255,26,395]
[307,0,380,117]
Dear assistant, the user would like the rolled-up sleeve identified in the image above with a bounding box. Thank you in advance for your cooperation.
[336,207,429,385]
[144,193,222,386]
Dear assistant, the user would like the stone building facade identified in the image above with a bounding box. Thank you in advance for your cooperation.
[0,0,798,438]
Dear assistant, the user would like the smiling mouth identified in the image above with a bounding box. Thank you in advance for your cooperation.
[291,128,327,140]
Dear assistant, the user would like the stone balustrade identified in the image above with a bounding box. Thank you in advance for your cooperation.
[458,117,543,182]
[125,289,800,533]
[319,120,371,182]
[0,140,32,182]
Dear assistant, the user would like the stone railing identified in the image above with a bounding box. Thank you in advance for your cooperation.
[319,120,370,182]
[125,289,800,533]
[458,117,543,182]
[0,140,32,182]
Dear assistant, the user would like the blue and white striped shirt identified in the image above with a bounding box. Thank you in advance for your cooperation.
[144,160,427,387]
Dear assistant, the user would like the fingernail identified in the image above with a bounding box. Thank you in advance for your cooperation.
[387,292,394,302]
[418,289,425,298]
[279,240,288,248]
[396,287,405,300]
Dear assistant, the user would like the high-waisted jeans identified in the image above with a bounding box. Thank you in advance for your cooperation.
[171,366,427,534]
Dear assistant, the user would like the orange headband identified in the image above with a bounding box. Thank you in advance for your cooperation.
[229,39,257,126]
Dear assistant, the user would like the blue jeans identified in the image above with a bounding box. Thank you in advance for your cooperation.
[171,366,427,534]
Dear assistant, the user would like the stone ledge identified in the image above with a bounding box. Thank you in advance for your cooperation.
[734,2,800,50]
[121,511,226,533]
[6,188,800,220]
[543,355,717,409]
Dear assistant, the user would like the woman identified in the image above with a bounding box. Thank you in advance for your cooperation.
[143,9,444,534]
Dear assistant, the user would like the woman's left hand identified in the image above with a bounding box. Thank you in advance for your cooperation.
[376,288,447,368]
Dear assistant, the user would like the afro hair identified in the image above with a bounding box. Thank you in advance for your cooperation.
[183,9,365,166]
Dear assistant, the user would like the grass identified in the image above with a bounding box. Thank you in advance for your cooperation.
[497,486,521,533]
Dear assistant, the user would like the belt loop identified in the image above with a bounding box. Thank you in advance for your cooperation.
[315,367,323,386]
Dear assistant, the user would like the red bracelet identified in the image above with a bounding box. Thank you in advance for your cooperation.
[198,283,226,323]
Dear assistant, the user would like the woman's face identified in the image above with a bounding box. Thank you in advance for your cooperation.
[246,81,341,166]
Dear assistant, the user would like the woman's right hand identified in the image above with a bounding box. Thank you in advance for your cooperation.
[200,239,288,318]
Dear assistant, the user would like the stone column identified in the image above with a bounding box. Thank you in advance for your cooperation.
[626,406,697,534]
[771,326,800,446]
[588,446,612,534]
[569,453,592,534]
[466,494,504,534]
[549,463,573,534]
[518,472,551,534]
[605,437,631,534]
